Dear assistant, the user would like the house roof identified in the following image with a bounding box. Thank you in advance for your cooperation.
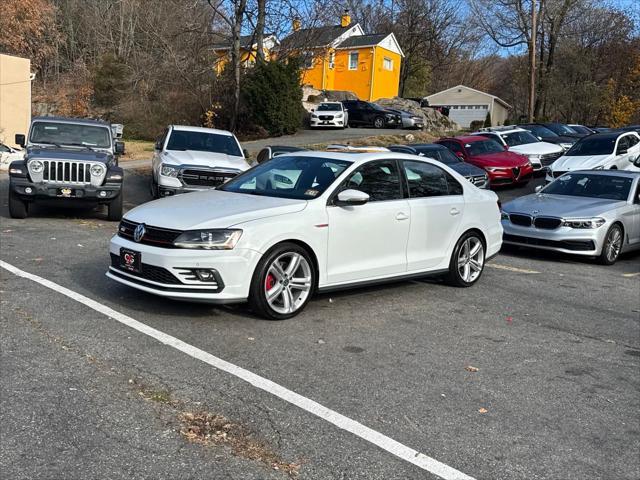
[426,85,512,109]
[212,33,278,50]
[337,33,387,49]
[279,25,352,50]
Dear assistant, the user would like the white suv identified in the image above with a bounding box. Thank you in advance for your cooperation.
[310,102,348,129]
[151,125,250,198]
[471,126,564,171]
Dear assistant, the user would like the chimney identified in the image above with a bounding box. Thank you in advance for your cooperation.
[293,16,301,32]
[341,9,351,27]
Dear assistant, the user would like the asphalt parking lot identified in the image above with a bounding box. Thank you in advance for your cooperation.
[1,170,639,480]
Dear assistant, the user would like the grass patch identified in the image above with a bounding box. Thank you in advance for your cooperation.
[121,139,154,162]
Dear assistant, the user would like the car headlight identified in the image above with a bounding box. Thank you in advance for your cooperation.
[90,164,106,177]
[160,164,179,177]
[528,155,541,161]
[485,167,506,172]
[311,114,318,118]
[173,229,242,249]
[335,113,343,118]
[560,143,573,150]
[501,212,510,220]
[561,217,605,229]
[29,160,44,173]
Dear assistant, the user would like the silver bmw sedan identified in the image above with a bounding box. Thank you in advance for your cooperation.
[501,170,640,264]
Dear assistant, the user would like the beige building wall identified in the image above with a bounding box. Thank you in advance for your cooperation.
[0,54,32,147]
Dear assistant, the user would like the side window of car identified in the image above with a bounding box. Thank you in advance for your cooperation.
[617,136,630,153]
[257,149,269,164]
[627,135,639,148]
[340,160,403,202]
[447,141,463,153]
[403,160,462,197]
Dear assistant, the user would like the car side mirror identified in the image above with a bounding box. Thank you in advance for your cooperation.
[537,136,543,141]
[115,141,125,155]
[154,137,163,150]
[243,149,250,159]
[15,134,25,148]
[535,185,543,193]
[335,189,369,206]
[455,151,465,159]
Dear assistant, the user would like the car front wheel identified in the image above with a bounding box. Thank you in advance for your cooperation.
[8,190,28,219]
[445,232,485,287]
[373,116,385,129]
[597,224,623,265]
[249,243,316,320]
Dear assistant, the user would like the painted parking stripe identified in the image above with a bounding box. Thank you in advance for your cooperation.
[622,272,640,278]
[487,263,540,274]
[0,260,475,480]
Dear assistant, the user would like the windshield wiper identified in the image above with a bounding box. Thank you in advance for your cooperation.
[66,142,97,151]
[36,141,63,148]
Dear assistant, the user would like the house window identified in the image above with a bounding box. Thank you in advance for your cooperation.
[329,51,335,69]
[383,57,393,71]
[348,52,359,70]
[302,51,314,69]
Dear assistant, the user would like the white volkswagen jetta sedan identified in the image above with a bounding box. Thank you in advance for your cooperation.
[107,152,503,319]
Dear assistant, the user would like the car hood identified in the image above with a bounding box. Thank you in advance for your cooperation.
[162,150,250,171]
[551,154,612,171]
[448,162,486,177]
[542,135,575,145]
[26,146,112,163]
[509,142,563,156]
[124,189,308,230]
[503,193,623,217]
[469,151,529,167]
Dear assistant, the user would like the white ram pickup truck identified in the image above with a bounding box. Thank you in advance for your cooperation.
[150,125,251,198]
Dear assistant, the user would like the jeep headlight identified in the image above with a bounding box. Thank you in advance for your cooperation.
[161,164,179,177]
[561,217,605,229]
[174,229,242,249]
[29,160,44,173]
[90,164,106,177]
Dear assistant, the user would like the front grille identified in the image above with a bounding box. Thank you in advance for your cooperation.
[319,115,334,120]
[468,175,487,186]
[503,234,595,251]
[533,216,562,230]
[512,167,521,178]
[118,219,182,248]
[540,151,562,167]
[553,170,567,178]
[42,160,91,184]
[179,169,239,187]
[509,213,532,227]
[110,253,180,284]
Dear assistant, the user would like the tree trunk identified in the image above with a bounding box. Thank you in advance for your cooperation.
[230,0,247,132]
[256,0,266,63]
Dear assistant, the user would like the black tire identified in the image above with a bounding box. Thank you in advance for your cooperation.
[150,174,159,199]
[248,242,316,320]
[373,116,385,129]
[107,193,123,221]
[596,224,623,265]
[516,180,529,188]
[445,231,486,287]
[8,190,28,219]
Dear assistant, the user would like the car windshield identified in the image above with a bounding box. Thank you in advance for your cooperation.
[542,173,632,201]
[546,124,577,135]
[501,131,540,146]
[523,124,558,138]
[219,155,352,200]
[416,147,460,165]
[569,125,592,135]
[565,136,616,156]
[166,130,242,156]
[29,121,112,148]
[466,139,505,156]
[317,103,342,111]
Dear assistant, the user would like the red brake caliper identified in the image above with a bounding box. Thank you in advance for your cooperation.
[265,273,275,291]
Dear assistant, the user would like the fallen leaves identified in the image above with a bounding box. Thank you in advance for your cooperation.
[465,366,479,373]
[478,408,488,414]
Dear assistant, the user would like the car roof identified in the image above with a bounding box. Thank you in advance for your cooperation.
[32,116,110,127]
[581,131,631,140]
[408,143,445,150]
[566,170,640,178]
[441,135,488,143]
[473,127,528,135]
[279,150,444,166]
[171,125,235,136]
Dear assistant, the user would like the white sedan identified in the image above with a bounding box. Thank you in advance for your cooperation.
[107,152,503,319]
[547,131,640,182]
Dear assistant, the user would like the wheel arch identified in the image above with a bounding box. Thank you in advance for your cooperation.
[262,238,321,287]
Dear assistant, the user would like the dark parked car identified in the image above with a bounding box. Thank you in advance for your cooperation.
[256,145,308,163]
[386,109,424,129]
[341,100,401,129]
[518,123,577,150]
[387,143,489,189]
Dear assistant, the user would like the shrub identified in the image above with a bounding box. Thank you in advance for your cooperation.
[469,120,484,131]
[483,111,492,127]
[241,59,304,136]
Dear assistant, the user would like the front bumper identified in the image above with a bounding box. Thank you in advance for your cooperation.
[106,234,260,303]
[487,164,534,187]
[10,177,122,203]
[310,117,345,128]
[501,220,605,256]
[402,118,424,129]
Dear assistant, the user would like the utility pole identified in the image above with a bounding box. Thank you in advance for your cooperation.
[528,0,537,122]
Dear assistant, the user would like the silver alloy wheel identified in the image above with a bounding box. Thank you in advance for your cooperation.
[605,227,622,263]
[374,117,384,128]
[264,252,312,315]
[457,237,484,283]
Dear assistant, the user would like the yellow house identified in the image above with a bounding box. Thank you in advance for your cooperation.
[212,34,279,74]
[0,54,32,148]
[279,11,404,101]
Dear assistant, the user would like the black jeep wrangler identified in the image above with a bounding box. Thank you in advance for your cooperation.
[8,116,125,220]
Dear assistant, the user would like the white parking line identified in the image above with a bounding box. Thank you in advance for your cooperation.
[0,260,475,480]
[622,272,640,278]
[487,263,540,274]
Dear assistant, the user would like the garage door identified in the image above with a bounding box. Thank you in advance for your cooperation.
[446,105,488,128]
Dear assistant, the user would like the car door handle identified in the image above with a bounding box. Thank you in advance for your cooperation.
[396,212,409,221]
[450,208,460,216]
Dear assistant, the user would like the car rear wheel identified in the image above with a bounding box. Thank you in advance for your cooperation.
[8,190,28,219]
[597,224,622,265]
[445,231,485,287]
[249,243,316,320]
[373,116,385,129]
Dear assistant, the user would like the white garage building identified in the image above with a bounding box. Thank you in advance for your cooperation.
[425,85,511,128]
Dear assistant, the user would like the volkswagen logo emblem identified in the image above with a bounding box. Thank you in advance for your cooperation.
[133,223,146,243]
[532,210,539,215]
